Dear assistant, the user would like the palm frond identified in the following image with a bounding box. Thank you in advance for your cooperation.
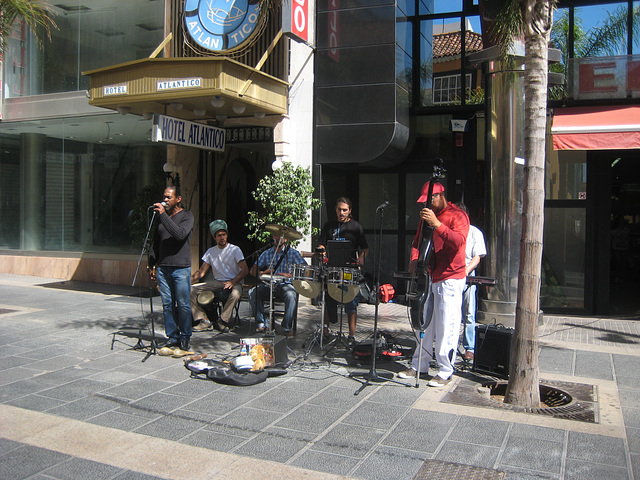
[0,0,57,54]
[578,5,637,57]
[488,0,525,61]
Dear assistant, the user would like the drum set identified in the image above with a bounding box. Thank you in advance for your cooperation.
[260,224,361,352]
[261,223,362,304]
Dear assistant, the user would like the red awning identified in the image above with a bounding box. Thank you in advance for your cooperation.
[552,106,640,150]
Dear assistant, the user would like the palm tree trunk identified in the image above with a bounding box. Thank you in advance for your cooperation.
[504,0,555,407]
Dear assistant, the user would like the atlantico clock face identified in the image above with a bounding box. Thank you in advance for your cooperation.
[184,0,265,52]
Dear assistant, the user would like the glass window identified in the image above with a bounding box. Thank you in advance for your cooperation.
[359,174,399,230]
[433,73,472,104]
[542,207,586,310]
[574,3,628,57]
[551,7,570,64]
[546,150,587,201]
[421,0,463,16]
[406,174,428,229]
[419,19,435,106]
[4,0,164,97]
[421,16,482,106]
[0,114,166,252]
[465,15,484,104]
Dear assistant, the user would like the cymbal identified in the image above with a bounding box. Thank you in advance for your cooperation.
[265,224,303,240]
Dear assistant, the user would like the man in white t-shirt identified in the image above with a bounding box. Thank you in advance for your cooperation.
[190,220,248,332]
[462,223,486,360]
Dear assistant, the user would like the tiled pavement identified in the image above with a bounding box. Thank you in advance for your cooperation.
[0,273,638,479]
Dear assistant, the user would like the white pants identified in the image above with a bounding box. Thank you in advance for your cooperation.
[411,277,465,379]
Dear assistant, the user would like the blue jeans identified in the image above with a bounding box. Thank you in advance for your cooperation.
[325,294,358,324]
[249,282,298,331]
[156,266,192,342]
[462,284,477,351]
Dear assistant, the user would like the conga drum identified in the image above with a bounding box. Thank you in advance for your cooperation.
[197,290,219,322]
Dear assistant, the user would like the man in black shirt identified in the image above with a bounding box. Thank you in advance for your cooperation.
[149,186,194,351]
[318,197,369,345]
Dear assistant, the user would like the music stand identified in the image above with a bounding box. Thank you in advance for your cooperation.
[326,240,352,267]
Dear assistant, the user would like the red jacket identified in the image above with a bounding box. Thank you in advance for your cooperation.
[411,203,469,283]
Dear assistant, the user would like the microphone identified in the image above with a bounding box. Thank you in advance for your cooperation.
[149,201,169,209]
[376,200,390,210]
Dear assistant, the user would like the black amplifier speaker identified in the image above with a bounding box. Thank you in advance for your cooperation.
[272,335,289,366]
[473,324,514,379]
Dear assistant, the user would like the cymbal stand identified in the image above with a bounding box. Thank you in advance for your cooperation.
[351,202,411,394]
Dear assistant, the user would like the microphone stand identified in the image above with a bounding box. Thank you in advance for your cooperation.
[132,207,161,362]
[351,203,411,395]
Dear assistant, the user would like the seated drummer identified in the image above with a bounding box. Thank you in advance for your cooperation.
[190,220,249,333]
[248,234,306,336]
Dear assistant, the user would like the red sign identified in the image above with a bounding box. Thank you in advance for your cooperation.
[283,0,309,43]
[572,56,640,99]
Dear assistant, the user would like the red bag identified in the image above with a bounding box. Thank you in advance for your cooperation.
[378,284,395,303]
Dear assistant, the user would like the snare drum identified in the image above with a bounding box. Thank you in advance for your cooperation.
[291,264,322,298]
[327,266,361,303]
[259,274,288,284]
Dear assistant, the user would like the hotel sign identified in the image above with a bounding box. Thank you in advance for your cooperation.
[156,78,202,91]
[104,84,128,96]
[184,0,265,52]
[152,114,225,152]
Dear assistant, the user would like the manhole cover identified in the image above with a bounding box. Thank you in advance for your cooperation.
[414,459,506,479]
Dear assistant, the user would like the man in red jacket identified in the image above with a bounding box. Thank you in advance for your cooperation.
[398,181,469,386]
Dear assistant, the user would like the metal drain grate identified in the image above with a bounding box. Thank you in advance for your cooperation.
[442,377,599,423]
[414,459,506,480]
[486,382,598,423]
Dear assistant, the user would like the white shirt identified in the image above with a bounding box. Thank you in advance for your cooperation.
[201,243,244,282]
[465,225,487,276]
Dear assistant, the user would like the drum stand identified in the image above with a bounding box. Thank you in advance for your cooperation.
[303,284,328,358]
[323,277,350,356]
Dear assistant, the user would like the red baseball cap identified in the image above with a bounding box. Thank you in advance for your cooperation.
[417,181,445,203]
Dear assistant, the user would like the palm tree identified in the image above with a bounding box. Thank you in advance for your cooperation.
[0,0,56,54]
[484,0,557,408]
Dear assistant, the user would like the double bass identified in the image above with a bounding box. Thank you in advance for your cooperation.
[408,159,445,330]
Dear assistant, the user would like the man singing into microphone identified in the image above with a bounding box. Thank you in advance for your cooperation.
[190,219,248,332]
[148,186,194,351]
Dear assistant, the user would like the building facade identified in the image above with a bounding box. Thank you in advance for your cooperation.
[1,0,638,318]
